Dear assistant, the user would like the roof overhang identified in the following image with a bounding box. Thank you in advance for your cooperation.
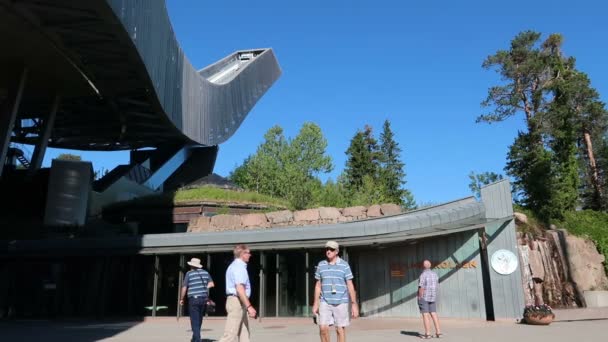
[0,197,513,257]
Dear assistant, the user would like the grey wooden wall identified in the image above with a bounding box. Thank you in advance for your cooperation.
[481,179,525,319]
[356,230,486,319]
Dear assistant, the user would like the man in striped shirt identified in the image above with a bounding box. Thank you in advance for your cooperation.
[312,241,359,342]
[417,260,442,339]
[180,257,214,342]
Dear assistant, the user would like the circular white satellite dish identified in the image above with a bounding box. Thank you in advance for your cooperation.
[491,249,518,275]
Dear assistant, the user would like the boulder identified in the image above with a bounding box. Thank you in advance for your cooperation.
[188,216,210,232]
[514,212,528,225]
[294,209,320,222]
[210,214,242,230]
[342,206,367,217]
[319,207,341,220]
[380,204,402,216]
[565,234,608,292]
[241,213,269,228]
[367,204,382,217]
[266,210,293,224]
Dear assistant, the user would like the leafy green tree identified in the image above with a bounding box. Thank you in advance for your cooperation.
[349,175,388,206]
[468,171,504,199]
[230,126,288,196]
[230,123,332,209]
[313,178,349,208]
[378,120,415,208]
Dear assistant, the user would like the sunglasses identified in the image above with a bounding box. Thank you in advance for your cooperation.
[325,247,336,252]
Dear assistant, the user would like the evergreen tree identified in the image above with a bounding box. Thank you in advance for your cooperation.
[344,125,380,193]
[378,120,415,208]
[478,31,577,222]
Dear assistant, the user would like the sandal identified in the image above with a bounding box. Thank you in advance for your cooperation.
[436,333,444,338]
[419,334,432,339]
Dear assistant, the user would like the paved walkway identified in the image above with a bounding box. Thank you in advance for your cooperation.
[1,308,607,341]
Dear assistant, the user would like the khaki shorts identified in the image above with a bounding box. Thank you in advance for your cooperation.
[319,302,350,327]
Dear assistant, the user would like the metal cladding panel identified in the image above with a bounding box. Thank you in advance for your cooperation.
[358,230,485,319]
[43,160,93,227]
[480,180,525,319]
[106,0,282,146]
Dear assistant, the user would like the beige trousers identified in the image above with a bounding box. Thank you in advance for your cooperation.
[219,296,250,342]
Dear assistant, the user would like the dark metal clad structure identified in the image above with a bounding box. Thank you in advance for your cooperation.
[0,0,281,150]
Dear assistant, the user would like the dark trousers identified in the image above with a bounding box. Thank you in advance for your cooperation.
[188,296,207,342]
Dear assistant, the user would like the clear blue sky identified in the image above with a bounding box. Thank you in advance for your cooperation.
[42,0,608,204]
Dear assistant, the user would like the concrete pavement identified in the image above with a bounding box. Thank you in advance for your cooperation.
[1,308,606,341]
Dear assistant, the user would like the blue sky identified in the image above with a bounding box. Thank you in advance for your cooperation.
[42,0,608,204]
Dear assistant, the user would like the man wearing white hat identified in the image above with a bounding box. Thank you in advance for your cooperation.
[312,241,359,342]
[180,257,214,342]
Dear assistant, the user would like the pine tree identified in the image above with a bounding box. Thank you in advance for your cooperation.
[344,126,379,193]
[378,120,415,208]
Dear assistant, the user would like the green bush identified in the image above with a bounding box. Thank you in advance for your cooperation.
[559,210,608,275]
[513,205,545,237]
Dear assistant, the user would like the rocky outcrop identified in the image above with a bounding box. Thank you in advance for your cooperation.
[514,212,528,225]
[518,229,608,309]
[186,204,404,232]
[565,235,608,293]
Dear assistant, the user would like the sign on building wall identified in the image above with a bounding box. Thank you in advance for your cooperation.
[390,263,406,277]
[490,249,518,275]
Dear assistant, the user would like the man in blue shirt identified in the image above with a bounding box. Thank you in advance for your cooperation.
[312,241,359,342]
[219,244,256,342]
[180,257,214,342]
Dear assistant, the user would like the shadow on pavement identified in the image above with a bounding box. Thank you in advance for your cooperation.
[554,317,608,323]
[0,320,142,342]
[401,330,422,337]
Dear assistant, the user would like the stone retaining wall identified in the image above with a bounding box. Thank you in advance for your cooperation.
[187,204,403,232]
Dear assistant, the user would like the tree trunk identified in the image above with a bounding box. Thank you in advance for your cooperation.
[582,129,602,206]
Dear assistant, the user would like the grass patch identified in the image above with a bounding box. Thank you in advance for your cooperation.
[558,210,608,276]
[513,205,545,237]
[104,186,289,211]
[174,186,288,207]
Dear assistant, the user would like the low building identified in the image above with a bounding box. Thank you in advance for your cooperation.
[0,180,524,320]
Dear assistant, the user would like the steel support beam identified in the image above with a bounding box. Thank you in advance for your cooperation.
[275,253,279,316]
[152,255,160,317]
[177,254,184,320]
[0,68,28,177]
[259,252,265,319]
[305,251,310,317]
[29,95,60,172]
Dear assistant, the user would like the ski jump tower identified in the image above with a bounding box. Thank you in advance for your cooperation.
[0,0,281,225]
